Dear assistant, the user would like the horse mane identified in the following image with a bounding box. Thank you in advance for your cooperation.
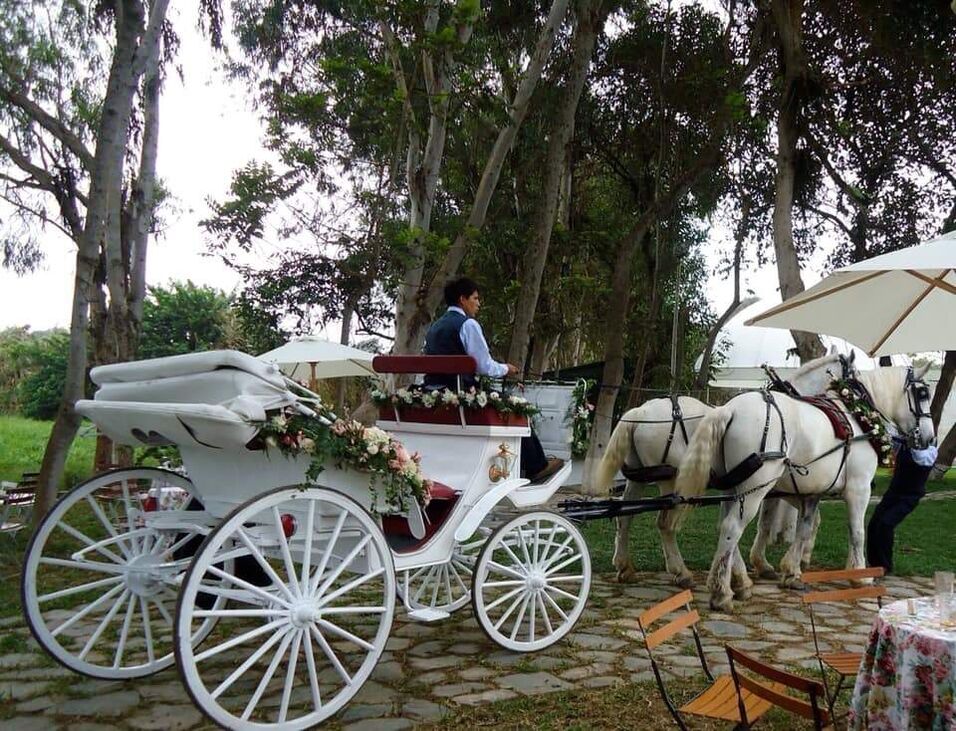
[854,366,908,407]
[789,352,843,380]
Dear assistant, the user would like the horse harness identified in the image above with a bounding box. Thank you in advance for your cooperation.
[620,395,698,484]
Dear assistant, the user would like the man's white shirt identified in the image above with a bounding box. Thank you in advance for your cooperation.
[448,306,508,378]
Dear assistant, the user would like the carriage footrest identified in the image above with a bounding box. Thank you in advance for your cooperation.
[406,607,450,622]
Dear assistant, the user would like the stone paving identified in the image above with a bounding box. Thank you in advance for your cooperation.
[0,571,936,729]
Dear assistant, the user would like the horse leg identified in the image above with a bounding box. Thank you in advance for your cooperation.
[708,490,768,612]
[750,501,780,580]
[730,546,753,600]
[613,481,642,583]
[656,479,695,589]
[801,508,822,570]
[779,498,820,589]
[844,478,872,579]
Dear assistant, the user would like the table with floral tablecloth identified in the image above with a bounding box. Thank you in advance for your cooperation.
[850,597,956,730]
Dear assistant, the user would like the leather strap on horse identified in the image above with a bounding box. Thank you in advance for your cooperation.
[660,394,690,465]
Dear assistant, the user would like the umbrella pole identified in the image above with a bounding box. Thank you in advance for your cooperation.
[309,362,318,392]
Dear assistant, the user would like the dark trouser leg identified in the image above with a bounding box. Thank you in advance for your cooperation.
[520,431,548,477]
[865,448,931,573]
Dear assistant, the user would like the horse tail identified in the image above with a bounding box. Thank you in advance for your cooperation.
[592,415,638,495]
[674,406,733,500]
[657,406,728,533]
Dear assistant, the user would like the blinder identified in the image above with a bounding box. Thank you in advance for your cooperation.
[904,366,934,448]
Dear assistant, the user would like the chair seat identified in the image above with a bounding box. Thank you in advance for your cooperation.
[820,652,863,675]
[681,674,784,722]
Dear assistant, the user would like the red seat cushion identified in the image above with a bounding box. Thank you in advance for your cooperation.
[382,481,460,552]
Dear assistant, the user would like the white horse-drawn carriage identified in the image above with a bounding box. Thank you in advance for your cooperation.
[21,350,587,729]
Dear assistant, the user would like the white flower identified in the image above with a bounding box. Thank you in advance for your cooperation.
[841,388,849,397]
[364,426,390,446]
[489,391,500,401]
[266,436,278,449]
[300,437,316,454]
[422,393,437,408]
[476,392,488,407]
[442,391,459,406]
[367,443,379,455]
[509,395,527,405]
[271,415,288,430]
[871,423,880,434]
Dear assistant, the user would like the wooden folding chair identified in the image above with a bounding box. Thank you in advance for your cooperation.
[638,590,783,730]
[726,646,832,729]
[800,566,885,717]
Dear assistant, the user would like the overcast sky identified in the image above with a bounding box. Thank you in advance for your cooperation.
[0,7,831,342]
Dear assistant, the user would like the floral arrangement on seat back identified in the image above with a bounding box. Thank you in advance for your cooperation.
[254,407,432,512]
[567,379,596,458]
[370,383,539,417]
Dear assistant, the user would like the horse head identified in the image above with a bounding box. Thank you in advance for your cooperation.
[858,364,935,450]
[787,350,858,397]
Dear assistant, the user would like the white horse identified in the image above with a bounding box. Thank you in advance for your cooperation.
[670,362,934,612]
[591,354,842,589]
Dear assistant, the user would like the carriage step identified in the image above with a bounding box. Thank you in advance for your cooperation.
[406,608,450,622]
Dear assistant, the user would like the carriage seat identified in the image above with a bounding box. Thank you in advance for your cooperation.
[382,482,460,553]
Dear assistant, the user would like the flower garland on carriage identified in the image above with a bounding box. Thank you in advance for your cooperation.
[369,382,540,417]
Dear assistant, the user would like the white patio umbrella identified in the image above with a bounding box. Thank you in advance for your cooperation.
[258,337,377,387]
[746,230,956,356]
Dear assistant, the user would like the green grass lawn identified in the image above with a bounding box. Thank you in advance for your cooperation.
[0,414,97,487]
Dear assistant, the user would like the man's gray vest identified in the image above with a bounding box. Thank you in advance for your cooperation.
[423,309,476,390]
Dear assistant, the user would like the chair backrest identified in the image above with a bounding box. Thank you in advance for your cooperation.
[801,566,886,607]
[372,355,477,375]
[726,646,831,728]
[801,566,884,584]
[637,589,701,651]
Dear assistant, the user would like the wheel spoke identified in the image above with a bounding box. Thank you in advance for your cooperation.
[309,624,352,684]
[538,591,554,635]
[212,626,291,700]
[430,565,442,607]
[481,579,524,588]
[540,534,574,571]
[39,574,123,603]
[316,618,375,651]
[528,592,536,643]
[57,522,126,565]
[78,588,130,660]
[545,552,583,577]
[113,593,137,668]
[450,563,470,595]
[279,629,303,723]
[316,566,384,608]
[541,589,570,623]
[150,596,174,628]
[51,582,125,637]
[547,574,585,584]
[39,557,126,575]
[192,608,288,619]
[194,619,289,663]
[272,507,301,597]
[303,628,323,711]
[314,534,373,601]
[320,606,388,616]
[308,509,347,595]
[484,586,524,612]
[498,538,527,572]
[493,589,528,631]
[85,496,133,560]
[300,500,316,587]
[544,583,580,602]
[241,628,295,721]
[120,479,140,553]
[532,520,541,566]
[515,524,532,567]
[235,528,297,604]
[486,560,525,580]
[443,564,453,603]
[508,593,532,641]
[411,564,437,604]
[206,564,292,609]
[140,597,155,665]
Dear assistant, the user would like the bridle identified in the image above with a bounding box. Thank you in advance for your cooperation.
[903,366,934,449]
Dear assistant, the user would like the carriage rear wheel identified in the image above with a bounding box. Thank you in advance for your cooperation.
[22,468,217,679]
[471,511,590,653]
[396,527,490,613]
[175,486,395,730]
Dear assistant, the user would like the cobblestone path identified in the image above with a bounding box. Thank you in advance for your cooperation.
[0,572,934,730]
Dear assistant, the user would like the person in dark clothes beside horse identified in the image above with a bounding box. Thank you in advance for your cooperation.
[423,277,564,484]
[866,440,938,574]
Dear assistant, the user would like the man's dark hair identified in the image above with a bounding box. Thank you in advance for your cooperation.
[444,277,479,306]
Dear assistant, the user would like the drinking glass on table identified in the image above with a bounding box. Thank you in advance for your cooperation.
[934,571,954,614]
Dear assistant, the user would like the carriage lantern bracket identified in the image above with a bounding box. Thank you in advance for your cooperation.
[489,443,516,482]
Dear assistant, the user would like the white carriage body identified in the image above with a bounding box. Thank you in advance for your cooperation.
[75,350,567,573]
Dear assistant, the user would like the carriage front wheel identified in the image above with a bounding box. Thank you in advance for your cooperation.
[471,511,590,653]
[175,486,395,730]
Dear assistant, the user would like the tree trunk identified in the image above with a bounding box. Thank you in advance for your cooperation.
[35,0,168,518]
[625,270,662,411]
[336,298,355,413]
[770,0,824,363]
[399,0,572,354]
[507,0,607,371]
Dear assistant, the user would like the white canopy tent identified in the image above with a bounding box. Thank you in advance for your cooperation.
[257,337,377,386]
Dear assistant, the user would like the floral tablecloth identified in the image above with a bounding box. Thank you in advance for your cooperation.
[850,597,956,730]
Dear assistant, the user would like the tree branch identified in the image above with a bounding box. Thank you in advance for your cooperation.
[0,190,75,240]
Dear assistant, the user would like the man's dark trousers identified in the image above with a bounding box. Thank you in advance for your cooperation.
[866,446,933,573]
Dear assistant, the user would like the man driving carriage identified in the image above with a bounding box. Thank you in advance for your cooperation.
[424,276,564,484]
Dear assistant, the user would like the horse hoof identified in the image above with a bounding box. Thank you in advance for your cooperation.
[780,577,806,591]
[733,586,752,601]
[757,567,779,581]
[616,569,637,584]
[675,574,696,590]
[710,596,734,613]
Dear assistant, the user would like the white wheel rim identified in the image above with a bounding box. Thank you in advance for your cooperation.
[175,486,395,730]
[397,528,488,613]
[22,468,211,679]
[472,512,590,652]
